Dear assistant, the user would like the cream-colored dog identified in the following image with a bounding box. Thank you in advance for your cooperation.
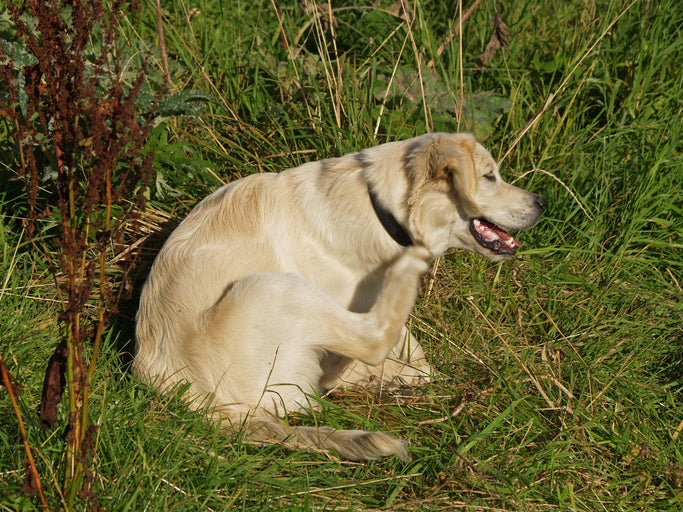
[134,132,545,461]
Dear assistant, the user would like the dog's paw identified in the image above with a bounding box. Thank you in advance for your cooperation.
[406,245,433,263]
[399,246,432,274]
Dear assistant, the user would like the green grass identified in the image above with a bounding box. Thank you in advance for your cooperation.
[1,0,682,510]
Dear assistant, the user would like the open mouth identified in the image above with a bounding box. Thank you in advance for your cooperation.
[470,218,523,256]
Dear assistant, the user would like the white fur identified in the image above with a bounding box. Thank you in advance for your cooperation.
[134,132,545,460]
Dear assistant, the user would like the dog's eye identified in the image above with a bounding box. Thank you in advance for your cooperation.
[483,173,496,182]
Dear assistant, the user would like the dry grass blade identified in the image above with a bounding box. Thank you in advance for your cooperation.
[276,472,422,499]
[500,0,640,163]
[466,297,575,416]
[0,227,23,303]
[514,168,593,220]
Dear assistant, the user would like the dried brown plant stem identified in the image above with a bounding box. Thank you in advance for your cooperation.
[156,0,173,87]
[0,354,50,511]
[3,0,156,506]
[427,0,483,68]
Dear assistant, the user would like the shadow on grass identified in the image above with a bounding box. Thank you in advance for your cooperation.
[113,214,178,372]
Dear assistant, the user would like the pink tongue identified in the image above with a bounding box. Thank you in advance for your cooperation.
[475,219,523,249]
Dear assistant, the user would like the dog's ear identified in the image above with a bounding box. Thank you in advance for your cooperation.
[430,134,481,216]
[406,133,482,216]
[407,133,471,182]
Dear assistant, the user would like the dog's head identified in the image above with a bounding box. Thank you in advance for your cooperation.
[404,133,546,261]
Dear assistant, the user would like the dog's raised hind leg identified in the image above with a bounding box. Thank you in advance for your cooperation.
[323,246,431,367]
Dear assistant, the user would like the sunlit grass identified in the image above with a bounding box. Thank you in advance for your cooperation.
[1,0,681,510]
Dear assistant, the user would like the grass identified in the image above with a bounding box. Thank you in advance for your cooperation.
[1,0,682,510]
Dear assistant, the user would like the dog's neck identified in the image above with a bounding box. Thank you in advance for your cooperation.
[367,185,413,247]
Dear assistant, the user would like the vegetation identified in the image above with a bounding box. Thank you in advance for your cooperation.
[1,0,681,510]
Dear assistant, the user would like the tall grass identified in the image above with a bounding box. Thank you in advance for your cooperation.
[1,0,681,510]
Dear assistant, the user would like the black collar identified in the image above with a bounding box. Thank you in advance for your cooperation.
[367,184,413,247]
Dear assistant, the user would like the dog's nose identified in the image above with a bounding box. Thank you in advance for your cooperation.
[535,195,547,211]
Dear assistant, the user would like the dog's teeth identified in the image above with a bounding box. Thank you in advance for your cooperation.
[474,218,523,253]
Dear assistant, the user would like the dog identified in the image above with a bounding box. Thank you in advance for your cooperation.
[134,132,546,461]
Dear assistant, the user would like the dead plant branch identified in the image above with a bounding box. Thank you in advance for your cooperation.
[0,353,50,510]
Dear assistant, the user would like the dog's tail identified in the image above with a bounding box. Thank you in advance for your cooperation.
[239,417,409,462]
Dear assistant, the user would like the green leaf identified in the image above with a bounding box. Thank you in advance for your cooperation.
[0,39,37,69]
[155,90,214,121]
